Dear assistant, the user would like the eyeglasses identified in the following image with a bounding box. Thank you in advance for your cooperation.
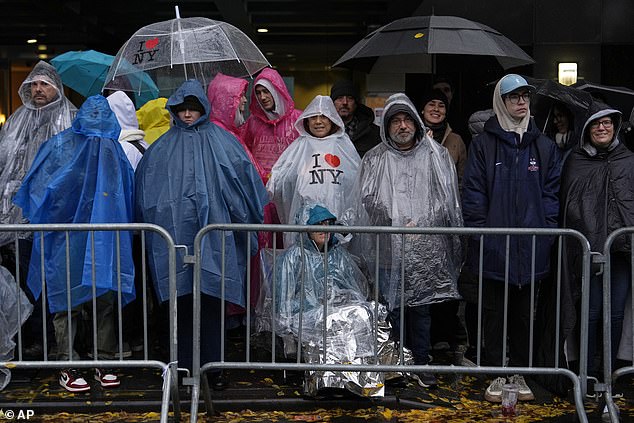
[590,119,614,130]
[505,92,531,104]
[390,116,415,127]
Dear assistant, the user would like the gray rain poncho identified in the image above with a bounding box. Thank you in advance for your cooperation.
[351,93,463,310]
[0,61,76,246]
[267,95,360,230]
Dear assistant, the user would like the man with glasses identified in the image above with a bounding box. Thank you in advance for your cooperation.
[462,74,562,402]
[352,93,463,389]
[560,102,634,402]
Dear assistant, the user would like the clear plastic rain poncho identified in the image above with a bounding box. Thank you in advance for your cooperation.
[267,95,360,234]
[351,93,464,310]
[256,206,384,396]
[0,265,33,390]
[0,61,76,246]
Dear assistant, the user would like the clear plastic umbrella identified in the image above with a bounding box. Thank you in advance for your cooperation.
[104,10,270,97]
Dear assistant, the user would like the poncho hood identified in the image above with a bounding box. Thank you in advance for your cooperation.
[207,72,248,136]
[580,102,622,156]
[136,97,170,144]
[19,61,64,111]
[249,68,297,124]
[379,93,426,153]
[294,95,345,139]
[166,79,210,129]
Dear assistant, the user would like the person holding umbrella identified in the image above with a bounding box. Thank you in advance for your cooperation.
[135,79,268,390]
[462,74,562,403]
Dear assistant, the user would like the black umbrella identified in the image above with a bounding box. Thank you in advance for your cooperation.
[332,15,535,72]
[573,81,634,124]
[523,76,594,137]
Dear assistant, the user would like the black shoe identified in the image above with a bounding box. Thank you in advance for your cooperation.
[208,372,228,391]
[385,375,408,388]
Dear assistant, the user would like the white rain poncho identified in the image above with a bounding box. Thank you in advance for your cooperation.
[351,93,463,310]
[0,61,76,246]
[267,95,360,232]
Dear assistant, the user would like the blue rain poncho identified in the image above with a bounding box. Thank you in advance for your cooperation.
[350,94,464,310]
[267,95,360,230]
[0,61,77,246]
[135,80,268,305]
[14,95,136,313]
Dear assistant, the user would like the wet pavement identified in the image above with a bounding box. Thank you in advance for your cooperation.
[1,334,633,422]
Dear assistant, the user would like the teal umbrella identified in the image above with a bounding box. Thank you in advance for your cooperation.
[51,50,159,108]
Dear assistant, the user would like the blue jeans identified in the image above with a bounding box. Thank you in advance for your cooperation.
[587,254,631,376]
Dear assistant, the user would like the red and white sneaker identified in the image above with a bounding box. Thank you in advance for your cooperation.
[94,368,120,388]
[59,369,90,392]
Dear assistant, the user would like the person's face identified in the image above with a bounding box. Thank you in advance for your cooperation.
[255,85,275,111]
[238,94,247,113]
[552,107,569,134]
[503,89,531,120]
[432,82,453,105]
[388,112,416,150]
[307,114,333,138]
[30,80,57,107]
[333,95,357,122]
[422,99,447,126]
[309,221,331,250]
[589,117,615,148]
[177,108,202,125]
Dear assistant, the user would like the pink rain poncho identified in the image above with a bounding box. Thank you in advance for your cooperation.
[267,95,360,231]
[0,61,76,246]
[243,68,302,180]
[207,72,266,180]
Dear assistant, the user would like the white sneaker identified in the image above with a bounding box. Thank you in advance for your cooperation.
[484,377,506,402]
[509,374,535,401]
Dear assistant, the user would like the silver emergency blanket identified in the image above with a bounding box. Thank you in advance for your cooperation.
[267,95,360,238]
[351,93,464,310]
[0,61,76,246]
[0,265,33,390]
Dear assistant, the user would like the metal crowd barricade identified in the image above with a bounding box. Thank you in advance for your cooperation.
[602,228,634,422]
[0,223,180,423]
[189,224,592,423]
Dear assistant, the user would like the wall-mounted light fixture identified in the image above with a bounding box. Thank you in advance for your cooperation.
[257,28,269,33]
[558,62,578,86]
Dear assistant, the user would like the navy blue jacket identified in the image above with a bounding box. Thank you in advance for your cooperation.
[462,116,562,285]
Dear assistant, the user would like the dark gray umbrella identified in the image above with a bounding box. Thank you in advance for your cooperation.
[573,81,634,124]
[332,15,535,72]
[523,76,594,137]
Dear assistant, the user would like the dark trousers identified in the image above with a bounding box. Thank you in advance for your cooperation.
[176,293,222,372]
[482,279,533,367]
[389,304,431,365]
[587,254,631,377]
